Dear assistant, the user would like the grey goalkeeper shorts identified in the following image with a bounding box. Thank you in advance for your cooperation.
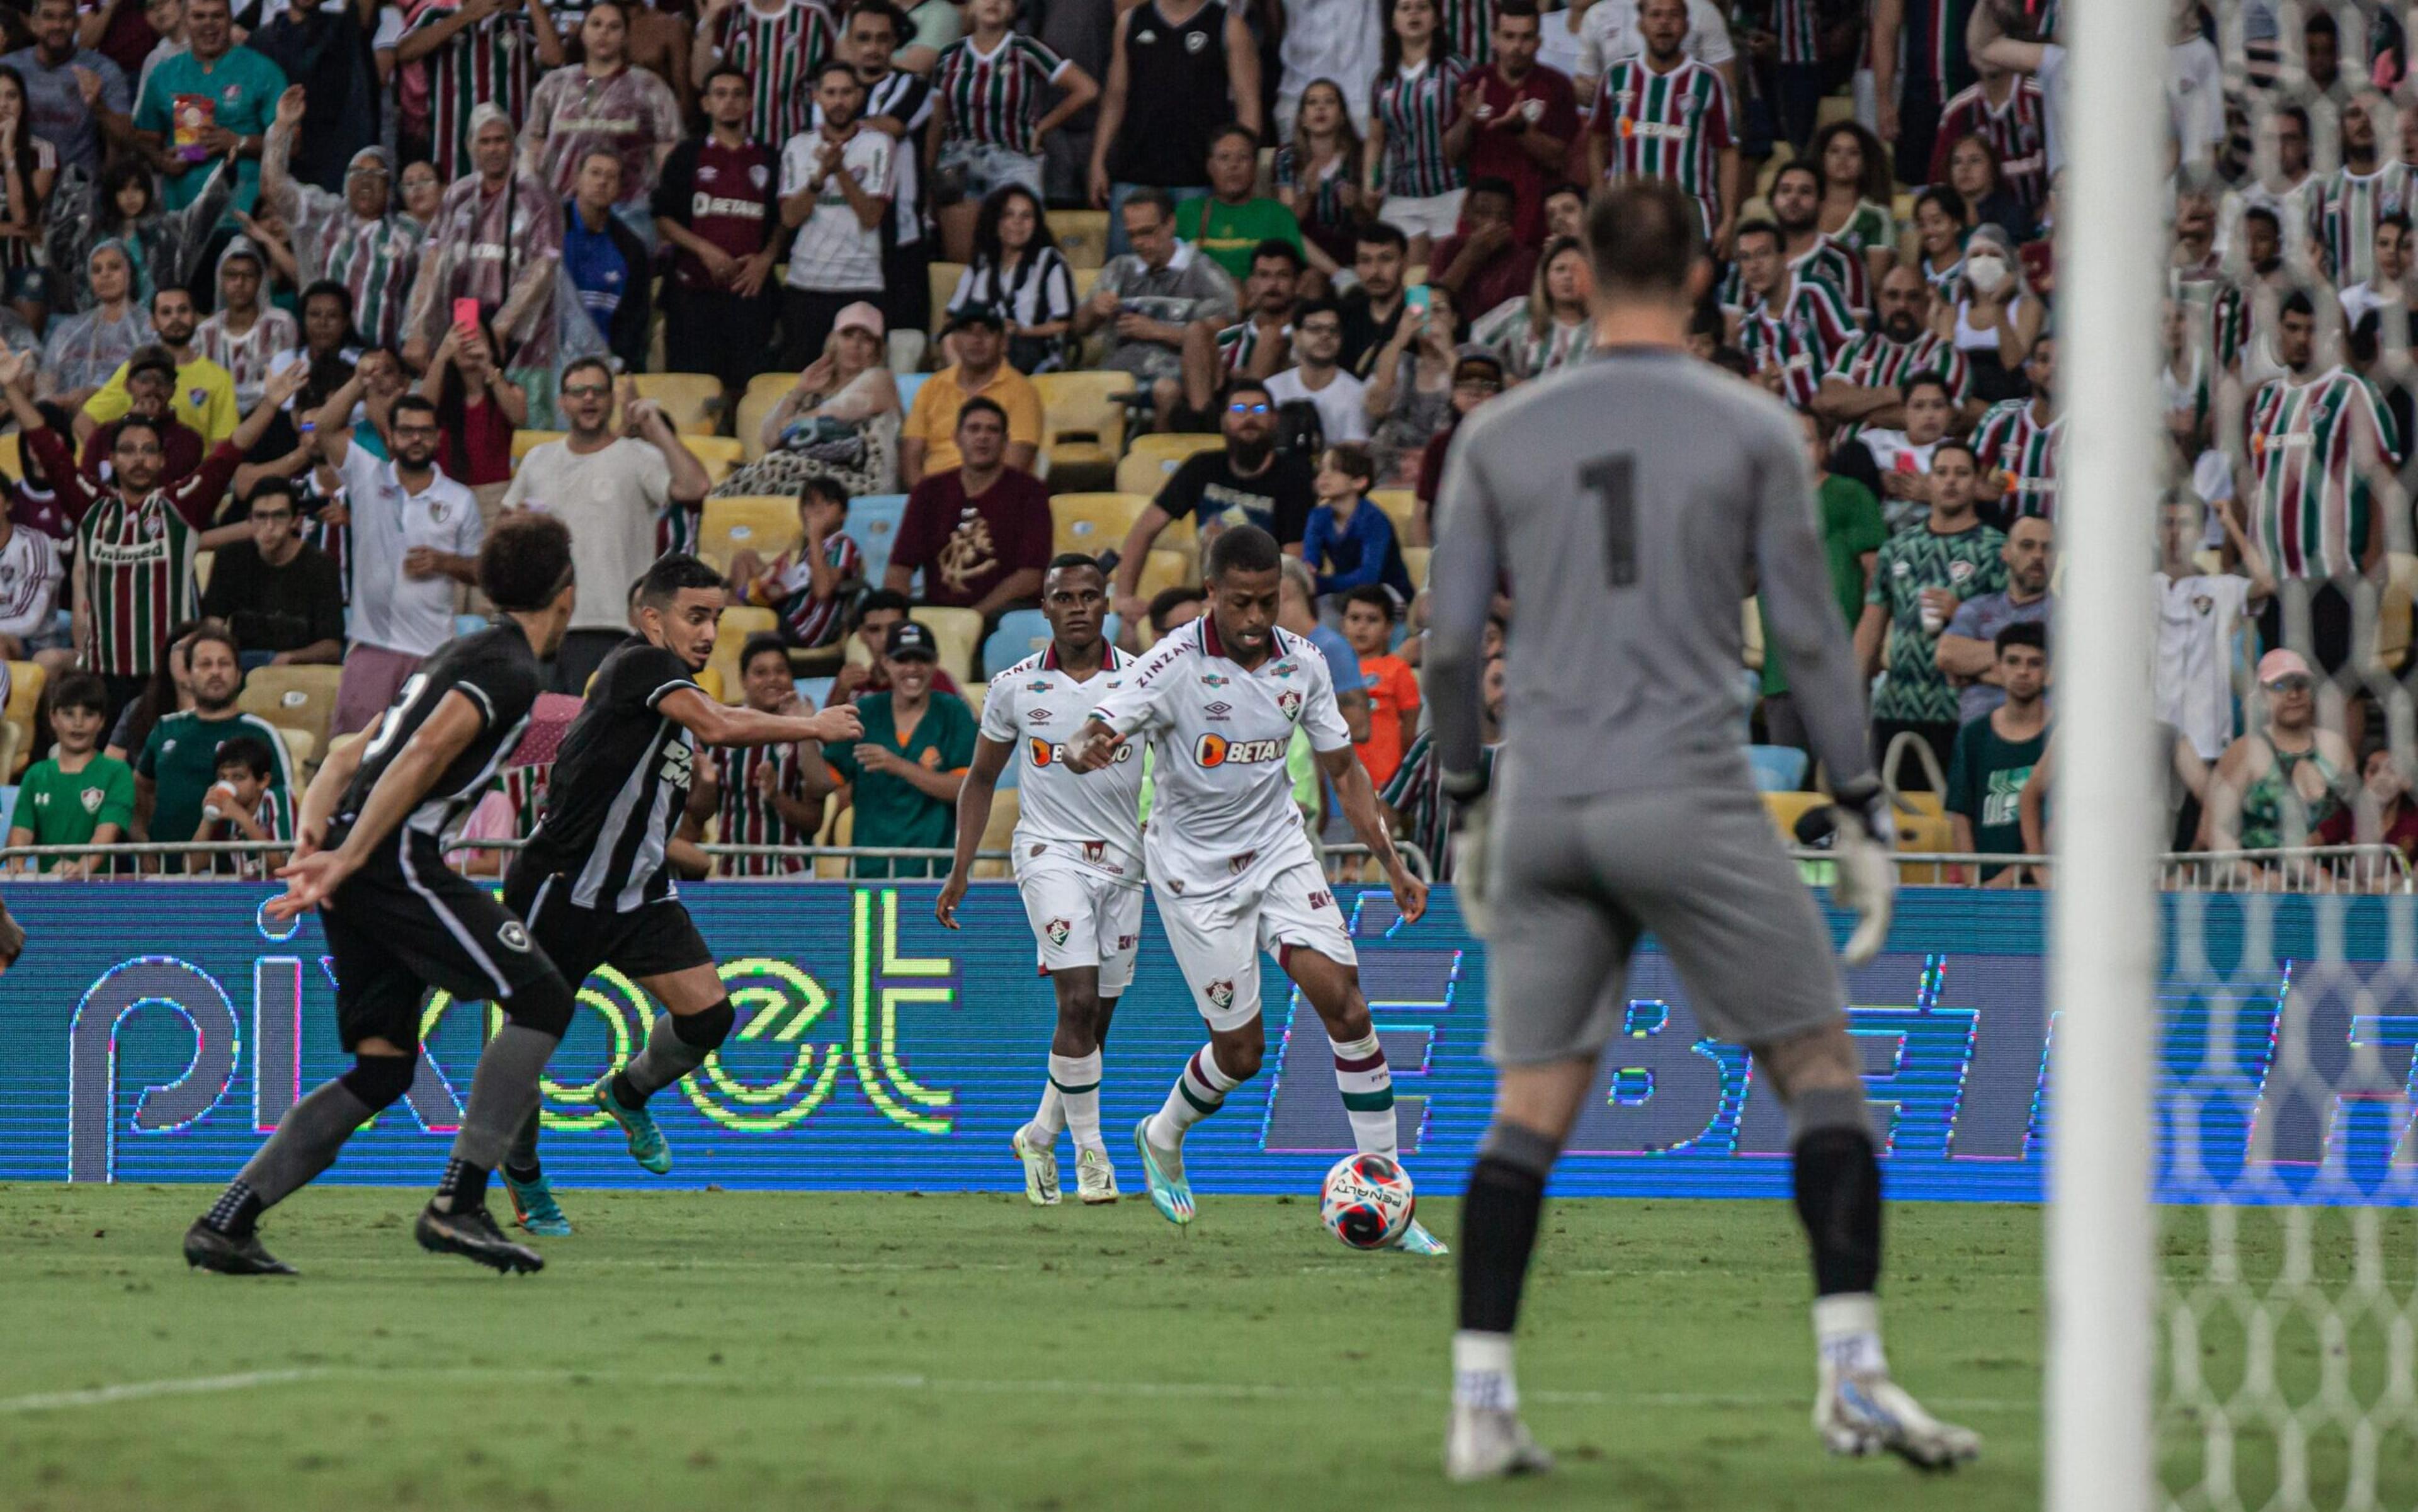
[1482,784,1848,1066]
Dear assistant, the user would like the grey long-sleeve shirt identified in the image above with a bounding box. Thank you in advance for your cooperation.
[1426,346,1875,803]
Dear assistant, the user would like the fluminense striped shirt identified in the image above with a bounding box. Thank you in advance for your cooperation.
[749,530,864,649]
[1822,328,1972,442]
[1919,252,1964,300]
[1719,233,1867,317]
[407,2,545,181]
[2247,367,2402,581]
[1773,0,1819,65]
[713,742,813,876]
[195,305,298,410]
[2311,162,2418,289]
[1374,54,1469,201]
[933,31,1070,157]
[1762,275,1859,373]
[1217,317,1288,375]
[1934,77,2047,211]
[713,0,836,154]
[25,424,234,677]
[288,194,421,349]
[1972,397,2063,523]
[1738,301,1821,410]
[1589,55,1734,236]
[1439,0,1490,65]
[1895,0,1977,94]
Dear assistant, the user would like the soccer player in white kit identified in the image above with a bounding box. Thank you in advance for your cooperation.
[1065,525,1446,1254]
[939,555,1145,1207]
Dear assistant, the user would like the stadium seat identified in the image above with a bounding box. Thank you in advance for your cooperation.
[1116,433,1223,498]
[194,550,213,591]
[455,613,488,637]
[1761,789,1831,842]
[1895,810,1956,885]
[793,675,835,709]
[686,435,744,480]
[734,388,781,460]
[746,370,797,404]
[2378,552,2418,671]
[695,664,724,702]
[708,607,778,702]
[816,803,852,878]
[971,787,1020,878]
[3,660,41,777]
[982,608,1050,675]
[0,429,20,481]
[849,492,909,584]
[698,495,802,573]
[914,606,983,685]
[237,664,343,753]
[1369,488,1418,542]
[929,261,968,327]
[1400,544,1431,589]
[511,429,567,461]
[1048,208,1110,268]
[632,372,724,435]
[0,727,18,791]
[275,725,317,780]
[1072,266,1101,302]
[1033,370,1135,482]
[1747,744,1809,792]
[895,371,928,416]
[1050,491,1147,557]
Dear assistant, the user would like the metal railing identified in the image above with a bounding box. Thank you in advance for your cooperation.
[1781,845,2416,894]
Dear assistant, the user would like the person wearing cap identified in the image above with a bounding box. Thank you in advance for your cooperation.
[77,285,239,448]
[801,617,978,879]
[1404,341,1500,535]
[2205,646,2358,867]
[195,237,297,411]
[130,0,286,222]
[76,343,204,484]
[258,85,422,351]
[559,149,656,376]
[246,0,378,195]
[900,305,1042,484]
[887,393,1052,623]
[652,63,780,399]
[402,105,564,421]
[775,60,894,373]
[714,298,904,500]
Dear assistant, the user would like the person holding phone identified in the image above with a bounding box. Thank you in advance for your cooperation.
[1363,278,1461,484]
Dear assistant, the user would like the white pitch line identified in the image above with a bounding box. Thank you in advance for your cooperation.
[0,1364,2033,1418]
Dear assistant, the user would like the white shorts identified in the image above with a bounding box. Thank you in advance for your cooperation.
[1378,188,1467,242]
[1016,854,1145,997]
[1152,849,1357,1032]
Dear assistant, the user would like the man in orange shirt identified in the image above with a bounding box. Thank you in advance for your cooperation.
[1341,585,1420,787]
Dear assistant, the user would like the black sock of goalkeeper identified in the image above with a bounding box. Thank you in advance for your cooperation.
[1790,1086,1887,1373]
[1453,1122,1558,1409]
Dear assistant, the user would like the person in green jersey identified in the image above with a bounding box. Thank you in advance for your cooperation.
[1946,620,2048,883]
[134,624,295,867]
[6,673,135,875]
[1762,411,1888,759]
[131,0,288,222]
[1181,122,1306,283]
[1854,435,2007,787]
[804,618,978,877]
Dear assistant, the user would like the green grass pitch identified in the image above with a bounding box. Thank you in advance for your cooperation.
[1,1186,2407,1511]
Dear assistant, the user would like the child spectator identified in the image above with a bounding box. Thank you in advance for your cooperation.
[729,478,865,650]
[1302,443,1413,605]
[6,673,133,875]
[1340,583,1420,788]
[188,733,293,877]
[686,633,826,876]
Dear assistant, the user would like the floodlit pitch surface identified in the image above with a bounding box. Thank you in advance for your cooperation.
[1,1188,2407,1511]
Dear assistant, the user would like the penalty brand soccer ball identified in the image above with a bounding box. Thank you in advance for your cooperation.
[1320,1152,1414,1249]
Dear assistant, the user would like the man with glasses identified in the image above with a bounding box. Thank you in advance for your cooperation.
[78,288,240,449]
[259,85,424,351]
[198,478,345,668]
[77,345,205,484]
[1110,375,1312,628]
[1074,186,1237,428]
[1269,297,1370,445]
[310,375,487,732]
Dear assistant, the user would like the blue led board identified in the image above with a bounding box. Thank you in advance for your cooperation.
[4,883,2412,1203]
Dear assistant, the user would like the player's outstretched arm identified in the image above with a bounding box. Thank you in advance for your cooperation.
[269,696,484,917]
[936,737,1015,929]
[289,712,375,861]
[1317,744,1428,924]
[657,687,863,749]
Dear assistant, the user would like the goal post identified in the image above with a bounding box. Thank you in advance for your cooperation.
[2047,0,2169,1509]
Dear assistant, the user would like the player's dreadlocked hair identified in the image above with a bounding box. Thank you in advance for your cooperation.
[481,512,576,611]
[1205,523,1283,580]
[637,552,731,610]
[1586,179,1702,298]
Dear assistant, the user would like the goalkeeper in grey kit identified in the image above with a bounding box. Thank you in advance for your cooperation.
[1422,179,1980,1479]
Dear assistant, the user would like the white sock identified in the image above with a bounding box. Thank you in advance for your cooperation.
[1813,1292,1889,1375]
[1145,1045,1242,1168]
[1453,1330,1519,1411]
[1031,1075,1067,1140]
[1329,1031,1396,1159]
[1049,1050,1104,1153]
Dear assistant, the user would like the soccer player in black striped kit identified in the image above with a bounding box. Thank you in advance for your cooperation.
[494,555,862,1232]
[185,513,581,1276]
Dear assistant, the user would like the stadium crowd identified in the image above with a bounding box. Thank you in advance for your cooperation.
[0,0,2400,890]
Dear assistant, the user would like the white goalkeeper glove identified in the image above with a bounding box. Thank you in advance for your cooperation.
[1830,779,1896,967]
[1443,768,1494,937]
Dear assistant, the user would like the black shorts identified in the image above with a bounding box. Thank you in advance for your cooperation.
[2257,580,2358,676]
[321,839,570,1052]
[503,865,715,988]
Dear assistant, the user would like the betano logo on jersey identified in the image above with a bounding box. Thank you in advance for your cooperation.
[1195,734,1285,766]
[1028,737,1134,768]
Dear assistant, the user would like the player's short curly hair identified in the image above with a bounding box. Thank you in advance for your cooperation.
[1206,523,1283,581]
[480,512,576,612]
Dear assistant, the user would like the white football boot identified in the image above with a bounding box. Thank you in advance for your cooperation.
[1814,1361,1982,1469]
[1443,1404,1555,1482]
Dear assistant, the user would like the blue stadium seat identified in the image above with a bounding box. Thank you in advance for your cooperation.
[1747,744,1809,793]
[455,613,488,637]
[895,372,928,416]
[793,676,835,709]
[850,493,910,585]
[983,610,1050,675]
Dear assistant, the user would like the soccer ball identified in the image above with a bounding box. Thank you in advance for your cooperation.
[1320,1152,1414,1249]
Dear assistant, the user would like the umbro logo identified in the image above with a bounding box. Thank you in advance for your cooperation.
[1204,701,1232,719]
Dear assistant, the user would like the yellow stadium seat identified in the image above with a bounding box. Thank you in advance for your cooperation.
[1368,488,1418,542]
[4,659,43,777]
[0,720,18,788]
[707,607,778,703]
[0,429,19,482]
[1032,370,1135,480]
[1074,266,1101,301]
[1400,545,1431,590]
[194,550,213,592]
[695,664,725,702]
[511,429,567,461]
[735,389,781,461]
[1895,810,1956,885]
[1138,547,1192,598]
[1762,790,1830,842]
[816,804,853,878]
[929,261,968,329]
[276,725,318,780]
[914,607,982,686]
[1048,209,1110,269]
[971,787,1019,879]
[747,370,798,403]
[685,435,744,482]
[2378,552,2418,671]
[632,372,725,435]
[1049,491,1149,557]
[1115,433,1224,499]
[698,496,803,574]
[237,664,344,753]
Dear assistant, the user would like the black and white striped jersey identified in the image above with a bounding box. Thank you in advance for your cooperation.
[334,624,545,855]
[518,639,705,911]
